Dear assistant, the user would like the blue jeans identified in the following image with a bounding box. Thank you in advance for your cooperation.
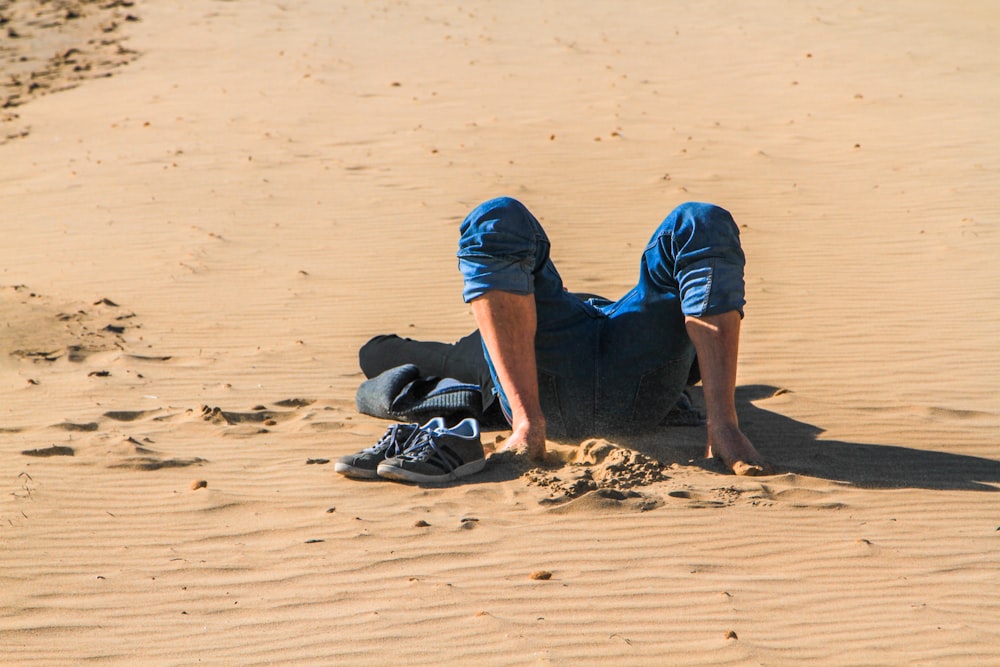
[457,197,746,439]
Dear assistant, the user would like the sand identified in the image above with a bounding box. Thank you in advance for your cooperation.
[2,0,999,664]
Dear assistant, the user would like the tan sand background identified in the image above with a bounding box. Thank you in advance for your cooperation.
[2,0,999,664]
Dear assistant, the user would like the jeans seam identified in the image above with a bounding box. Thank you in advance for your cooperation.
[592,321,602,429]
[699,264,714,316]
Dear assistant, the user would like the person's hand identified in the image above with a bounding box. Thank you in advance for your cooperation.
[497,419,546,461]
[706,421,771,476]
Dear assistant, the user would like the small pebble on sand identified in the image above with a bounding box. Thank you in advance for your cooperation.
[191,479,207,490]
[530,570,552,580]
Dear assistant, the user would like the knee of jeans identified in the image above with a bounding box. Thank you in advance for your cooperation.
[641,202,745,311]
[458,196,540,257]
[649,202,744,269]
[663,202,739,241]
[457,197,546,303]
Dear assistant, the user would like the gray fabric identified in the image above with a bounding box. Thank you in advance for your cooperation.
[356,364,485,423]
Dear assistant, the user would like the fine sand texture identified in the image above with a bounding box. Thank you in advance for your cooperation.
[2,1,999,664]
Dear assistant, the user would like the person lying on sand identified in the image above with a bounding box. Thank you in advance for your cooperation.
[357,197,769,477]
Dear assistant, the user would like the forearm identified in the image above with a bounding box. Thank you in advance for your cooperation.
[470,291,545,430]
[684,310,766,473]
[684,311,741,427]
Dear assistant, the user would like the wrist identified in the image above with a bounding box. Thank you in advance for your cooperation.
[513,409,545,429]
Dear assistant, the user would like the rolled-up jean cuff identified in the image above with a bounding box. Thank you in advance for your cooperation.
[459,256,534,302]
[679,258,745,318]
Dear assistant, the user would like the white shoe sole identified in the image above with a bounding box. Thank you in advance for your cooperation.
[376,458,486,484]
[334,462,380,479]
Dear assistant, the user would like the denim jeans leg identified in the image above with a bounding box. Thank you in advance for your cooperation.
[457,197,602,438]
[597,202,746,433]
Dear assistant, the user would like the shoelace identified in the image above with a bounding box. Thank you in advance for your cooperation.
[397,428,451,466]
[365,423,415,455]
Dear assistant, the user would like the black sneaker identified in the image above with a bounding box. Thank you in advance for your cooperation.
[377,417,485,483]
[334,418,443,479]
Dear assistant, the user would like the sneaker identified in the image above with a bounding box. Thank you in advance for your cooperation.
[334,418,445,479]
[377,417,486,483]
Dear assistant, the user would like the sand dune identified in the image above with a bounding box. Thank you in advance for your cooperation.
[2,0,999,664]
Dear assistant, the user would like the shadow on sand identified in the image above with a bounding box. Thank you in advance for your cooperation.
[624,384,1000,492]
[363,384,1000,491]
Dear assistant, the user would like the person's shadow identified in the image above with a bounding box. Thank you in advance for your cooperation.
[625,385,1000,491]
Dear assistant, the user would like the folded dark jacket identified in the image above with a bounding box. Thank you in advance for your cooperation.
[356,364,485,423]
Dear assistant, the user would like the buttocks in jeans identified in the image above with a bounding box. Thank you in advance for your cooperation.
[457,196,746,440]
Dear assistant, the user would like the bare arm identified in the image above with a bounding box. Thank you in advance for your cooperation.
[471,291,546,460]
[685,310,768,475]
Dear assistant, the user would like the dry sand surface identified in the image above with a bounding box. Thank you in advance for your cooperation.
[2,0,999,664]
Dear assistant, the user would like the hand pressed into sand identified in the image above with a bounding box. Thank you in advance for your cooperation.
[685,312,770,476]
[498,417,547,461]
[706,421,768,476]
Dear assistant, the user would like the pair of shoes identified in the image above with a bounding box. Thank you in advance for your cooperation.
[378,417,486,483]
[333,419,436,479]
[335,417,486,483]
